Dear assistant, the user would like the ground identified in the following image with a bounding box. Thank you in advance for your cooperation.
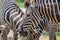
[0,30,60,40]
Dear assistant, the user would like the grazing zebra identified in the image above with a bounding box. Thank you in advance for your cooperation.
[17,6,45,40]
[17,0,60,40]
[1,0,25,40]
[30,0,60,40]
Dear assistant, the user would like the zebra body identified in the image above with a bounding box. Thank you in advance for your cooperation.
[30,0,60,31]
[34,0,60,23]
[1,0,24,40]
[24,0,60,23]
[3,0,24,30]
[17,0,60,40]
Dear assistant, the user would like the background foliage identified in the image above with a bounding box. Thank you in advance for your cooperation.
[16,0,24,8]
[16,0,24,2]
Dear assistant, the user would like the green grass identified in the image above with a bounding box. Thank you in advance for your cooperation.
[16,1,24,8]
[56,32,60,36]
[56,33,60,40]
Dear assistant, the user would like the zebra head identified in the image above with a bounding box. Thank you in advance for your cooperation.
[17,6,44,40]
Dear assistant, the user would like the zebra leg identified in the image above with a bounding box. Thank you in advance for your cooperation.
[49,22,57,40]
[54,34,56,40]
[1,25,10,40]
[13,30,18,40]
[49,27,56,40]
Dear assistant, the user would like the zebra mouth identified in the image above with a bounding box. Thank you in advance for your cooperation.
[19,30,28,37]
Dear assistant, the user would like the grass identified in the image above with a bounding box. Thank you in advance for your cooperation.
[56,33,60,40]
[42,32,60,40]
[16,1,24,8]
[57,36,60,40]
[40,32,60,40]
[56,32,60,36]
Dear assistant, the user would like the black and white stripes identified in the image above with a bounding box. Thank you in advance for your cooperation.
[2,0,25,40]
[17,0,60,40]
[17,6,44,38]
[4,0,24,29]
[34,0,60,23]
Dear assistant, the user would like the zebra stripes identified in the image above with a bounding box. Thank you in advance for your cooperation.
[17,6,44,38]
[17,0,60,40]
[2,0,60,40]
[1,0,25,40]
[4,0,24,29]
[34,0,60,23]
[24,0,60,23]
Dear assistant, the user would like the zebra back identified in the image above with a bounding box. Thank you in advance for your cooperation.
[3,0,24,30]
[30,0,60,23]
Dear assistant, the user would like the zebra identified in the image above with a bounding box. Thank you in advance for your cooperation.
[30,0,60,40]
[1,0,25,40]
[17,0,60,40]
[17,6,45,40]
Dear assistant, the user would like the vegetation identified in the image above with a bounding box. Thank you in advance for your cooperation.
[42,32,60,40]
[16,0,24,8]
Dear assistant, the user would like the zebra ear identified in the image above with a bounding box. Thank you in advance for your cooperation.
[24,0,31,8]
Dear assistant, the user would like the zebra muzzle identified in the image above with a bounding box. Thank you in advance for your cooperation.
[19,30,28,37]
